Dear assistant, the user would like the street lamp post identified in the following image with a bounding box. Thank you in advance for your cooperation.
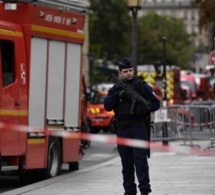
[162,36,168,145]
[127,0,142,77]
[153,37,168,145]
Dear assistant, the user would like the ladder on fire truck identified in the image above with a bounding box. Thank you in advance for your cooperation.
[0,0,88,13]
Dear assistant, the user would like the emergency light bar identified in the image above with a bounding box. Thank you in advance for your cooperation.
[0,0,88,14]
[38,0,88,14]
[1,0,36,3]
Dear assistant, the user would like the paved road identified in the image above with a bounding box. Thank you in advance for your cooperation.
[2,141,215,195]
[0,132,118,194]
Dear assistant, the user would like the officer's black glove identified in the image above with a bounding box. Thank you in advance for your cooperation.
[116,90,129,100]
[110,117,118,134]
[118,90,128,99]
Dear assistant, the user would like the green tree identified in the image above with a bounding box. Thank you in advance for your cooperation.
[89,0,131,62]
[194,0,215,27]
[194,0,215,49]
[137,12,194,69]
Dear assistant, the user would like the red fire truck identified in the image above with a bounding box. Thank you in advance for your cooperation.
[138,65,184,105]
[0,0,87,181]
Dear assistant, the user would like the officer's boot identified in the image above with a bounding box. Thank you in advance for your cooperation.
[141,192,148,195]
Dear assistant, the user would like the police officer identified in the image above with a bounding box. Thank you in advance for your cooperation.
[104,59,160,195]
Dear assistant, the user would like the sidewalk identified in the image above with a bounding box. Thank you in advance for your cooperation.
[2,142,215,195]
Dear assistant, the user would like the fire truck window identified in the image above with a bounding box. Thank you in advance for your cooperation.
[91,94,106,104]
[1,40,15,87]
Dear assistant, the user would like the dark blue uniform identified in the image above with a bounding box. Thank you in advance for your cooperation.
[104,77,160,195]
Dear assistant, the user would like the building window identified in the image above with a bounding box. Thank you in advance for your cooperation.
[161,9,166,15]
[191,9,195,20]
[184,9,188,20]
[191,25,195,34]
[171,10,176,17]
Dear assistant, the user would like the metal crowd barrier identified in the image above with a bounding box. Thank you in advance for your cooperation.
[152,104,215,150]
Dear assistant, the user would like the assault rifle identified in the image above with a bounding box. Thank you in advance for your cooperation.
[108,73,151,158]
[108,73,149,113]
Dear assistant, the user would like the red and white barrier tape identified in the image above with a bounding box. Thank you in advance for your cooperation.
[0,122,215,156]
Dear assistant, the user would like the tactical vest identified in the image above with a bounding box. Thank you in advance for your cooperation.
[115,79,145,116]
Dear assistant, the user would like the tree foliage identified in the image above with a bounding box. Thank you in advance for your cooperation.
[194,0,215,27]
[88,2,195,83]
[193,0,215,50]
[137,12,194,69]
[89,0,131,62]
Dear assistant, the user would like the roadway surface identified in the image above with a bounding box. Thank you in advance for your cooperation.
[0,132,118,194]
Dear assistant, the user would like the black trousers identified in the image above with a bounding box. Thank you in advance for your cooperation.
[116,123,151,195]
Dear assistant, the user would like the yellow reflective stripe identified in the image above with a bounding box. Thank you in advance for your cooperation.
[0,29,23,37]
[169,90,174,96]
[0,109,28,116]
[169,83,174,90]
[143,73,148,77]
[170,71,174,76]
[151,72,156,77]
[32,25,85,40]
[143,77,148,83]
[150,77,155,84]
[137,72,142,77]
[46,125,64,129]
[28,139,45,144]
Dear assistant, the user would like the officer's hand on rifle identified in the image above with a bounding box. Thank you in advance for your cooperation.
[117,90,128,100]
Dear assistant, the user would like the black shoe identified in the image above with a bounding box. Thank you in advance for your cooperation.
[141,192,148,195]
[124,193,136,195]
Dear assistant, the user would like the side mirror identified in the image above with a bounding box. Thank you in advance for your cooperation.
[88,89,97,103]
[86,92,91,102]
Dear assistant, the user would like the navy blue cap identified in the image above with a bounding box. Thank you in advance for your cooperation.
[118,59,133,70]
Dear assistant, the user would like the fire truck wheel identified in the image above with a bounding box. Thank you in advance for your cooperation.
[45,137,61,178]
[0,155,1,172]
[90,127,101,134]
[81,119,91,149]
[82,139,91,149]
[69,162,79,171]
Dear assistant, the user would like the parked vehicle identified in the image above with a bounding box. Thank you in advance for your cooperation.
[88,89,114,134]
[181,72,215,101]
[193,73,214,100]
[180,73,198,100]
[150,84,163,102]
[138,65,184,105]
[0,0,87,182]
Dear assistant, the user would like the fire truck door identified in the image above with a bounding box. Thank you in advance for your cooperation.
[0,38,20,155]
